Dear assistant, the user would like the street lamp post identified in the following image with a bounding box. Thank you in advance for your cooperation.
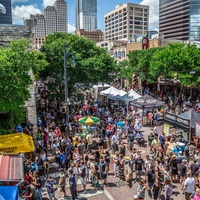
[64,42,75,135]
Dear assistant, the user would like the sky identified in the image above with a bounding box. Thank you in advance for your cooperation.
[11,0,159,32]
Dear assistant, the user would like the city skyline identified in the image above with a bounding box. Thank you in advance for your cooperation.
[10,0,158,32]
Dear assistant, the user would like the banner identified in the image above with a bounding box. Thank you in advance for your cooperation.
[0,133,34,154]
[164,123,170,134]
[196,123,200,138]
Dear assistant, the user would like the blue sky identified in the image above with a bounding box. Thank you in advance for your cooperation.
[11,0,158,32]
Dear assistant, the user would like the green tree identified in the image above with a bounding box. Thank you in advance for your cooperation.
[0,39,47,130]
[150,42,200,88]
[119,48,161,84]
[39,32,117,101]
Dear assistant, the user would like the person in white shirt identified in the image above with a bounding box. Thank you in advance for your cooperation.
[153,126,158,137]
[111,133,119,153]
[184,172,196,200]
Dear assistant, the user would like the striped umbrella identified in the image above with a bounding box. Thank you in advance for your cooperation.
[78,116,100,125]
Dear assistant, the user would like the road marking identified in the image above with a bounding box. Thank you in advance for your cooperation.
[104,187,115,200]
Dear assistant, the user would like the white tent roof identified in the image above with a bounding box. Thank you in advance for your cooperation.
[100,86,120,96]
[93,83,110,88]
[128,89,141,99]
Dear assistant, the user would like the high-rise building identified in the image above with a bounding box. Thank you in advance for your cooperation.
[159,0,200,41]
[104,3,149,41]
[25,0,67,37]
[0,0,12,24]
[76,0,97,31]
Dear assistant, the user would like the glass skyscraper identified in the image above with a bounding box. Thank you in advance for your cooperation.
[189,0,200,41]
[0,0,12,24]
[159,0,200,41]
[76,0,97,31]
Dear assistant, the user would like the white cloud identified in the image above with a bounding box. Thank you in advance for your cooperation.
[12,5,41,24]
[11,0,29,3]
[68,24,76,33]
[42,0,56,8]
[140,0,159,30]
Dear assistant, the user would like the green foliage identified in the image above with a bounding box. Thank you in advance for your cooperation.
[0,39,47,130]
[120,48,161,84]
[39,32,117,101]
[150,42,200,87]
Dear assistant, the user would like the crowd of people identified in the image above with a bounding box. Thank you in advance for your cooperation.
[17,89,200,200]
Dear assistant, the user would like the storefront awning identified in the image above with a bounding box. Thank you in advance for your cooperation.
[0,133,34,154]
[164,118,190,130]
[0,155,23,182]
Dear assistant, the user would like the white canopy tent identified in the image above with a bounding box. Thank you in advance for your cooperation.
[92,83,111,100]
[128,89,142,99]
[100,86,120,96]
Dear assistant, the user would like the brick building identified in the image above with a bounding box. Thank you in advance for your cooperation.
[76,29,103,42]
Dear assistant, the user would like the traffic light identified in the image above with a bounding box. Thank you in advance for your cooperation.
[132,74,137,86]
[174,73,178,84]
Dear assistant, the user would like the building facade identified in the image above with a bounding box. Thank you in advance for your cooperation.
[76,29,103,42]
[76,0,97,31]
[159,0,200,41]
[104,3,149,41]
[25,0,67,38]
[0,0,12,24]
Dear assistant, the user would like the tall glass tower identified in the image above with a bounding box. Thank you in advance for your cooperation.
[189,0,200,41]
[0,0,12,24]
[76,0,97,31]
[159,0,200,41]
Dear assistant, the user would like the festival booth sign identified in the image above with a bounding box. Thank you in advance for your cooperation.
[164,110,200,141]
[0,133,34,154]
[130,94,165,125]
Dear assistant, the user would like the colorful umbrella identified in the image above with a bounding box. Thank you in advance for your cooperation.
[78,116,100,125]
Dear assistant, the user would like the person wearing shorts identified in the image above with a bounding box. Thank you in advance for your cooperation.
[79,161,87,193]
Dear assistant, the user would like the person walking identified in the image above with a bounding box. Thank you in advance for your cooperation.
[44,176,57,200]
[134,154,145,182]
[184,172,196,200]
[58,169,67,198]
[79,160,87,193]
[69,169,78,200]
[118,154,125,181]
[146,165,155,198]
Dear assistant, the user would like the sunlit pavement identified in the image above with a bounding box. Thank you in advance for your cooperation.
[39,125,185,200]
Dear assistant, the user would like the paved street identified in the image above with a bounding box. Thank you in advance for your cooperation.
[38,125,185,200]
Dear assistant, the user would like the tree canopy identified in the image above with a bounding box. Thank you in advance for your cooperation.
[39,32,117,101]
[150,42,200,87]
[0,39,47,130]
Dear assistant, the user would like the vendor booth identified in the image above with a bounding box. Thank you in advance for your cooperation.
[0,155,24,200]
[130,94,165,125]
[0,133,34,154]
[0,186,18,200]
[164,110,200,142]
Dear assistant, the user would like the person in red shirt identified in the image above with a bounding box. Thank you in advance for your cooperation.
[83,105,88,115]
[54,127,61,138]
